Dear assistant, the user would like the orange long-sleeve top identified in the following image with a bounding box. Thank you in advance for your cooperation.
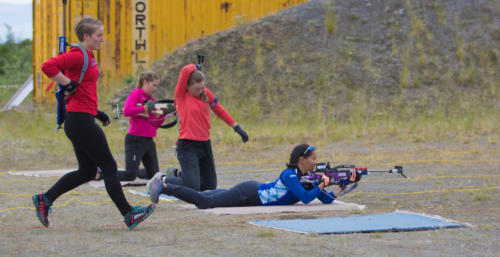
[174,64,235,141]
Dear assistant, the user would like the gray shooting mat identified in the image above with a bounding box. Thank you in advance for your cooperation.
[250,210,471,234]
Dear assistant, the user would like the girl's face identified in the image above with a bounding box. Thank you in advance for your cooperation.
[187,81,205,97]
[84,25,104,50]
[298,151,317,174]
[142,79,159,96]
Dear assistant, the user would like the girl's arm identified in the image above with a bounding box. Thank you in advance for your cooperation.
[317,190,336,204]
[205,88,236,126]
[281,170,322,204]
[123,90,147,117]
[46,72,71,85]
[148,113,169,127]
[317,186,346,204]
[41,51,82,84]
[174,64,196,99]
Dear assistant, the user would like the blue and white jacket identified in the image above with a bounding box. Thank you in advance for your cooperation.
[257,168,336,205]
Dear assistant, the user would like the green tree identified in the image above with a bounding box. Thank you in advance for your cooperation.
[0,23,32,85]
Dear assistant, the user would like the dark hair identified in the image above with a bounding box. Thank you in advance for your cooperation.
[136,70,159,88]
[286,144,313,169]
[74,16,103,42]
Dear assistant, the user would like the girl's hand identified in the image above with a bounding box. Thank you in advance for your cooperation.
[349,171,357,182]
[321,174,330,187]
[144,101,155,112]
[233,124,249,143]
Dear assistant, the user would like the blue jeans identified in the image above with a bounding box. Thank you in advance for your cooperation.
[175,139,216,191]
[164,180,261,209]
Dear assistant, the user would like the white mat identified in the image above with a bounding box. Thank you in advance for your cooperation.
[89,179,149,188]
[8,169,72,177]
[128,190,365,215]
[8,169,148,188]
[179,200,365,215]
[128,189,180,201]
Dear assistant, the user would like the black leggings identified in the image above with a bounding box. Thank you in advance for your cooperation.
[45,112,132,216]
[117,133,159,181]
[175,139,216,191]
[163,180,261,209]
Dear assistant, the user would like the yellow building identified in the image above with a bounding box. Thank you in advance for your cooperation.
[33,0,306,103]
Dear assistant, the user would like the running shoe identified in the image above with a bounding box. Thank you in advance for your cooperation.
[149,175,164,204]
[32,193,52,227]
[124,204,156,230]
[165,167,178,177]
[146,172,164,195]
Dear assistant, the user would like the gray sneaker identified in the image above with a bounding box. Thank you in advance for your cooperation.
[147,172,164,194]
[149,175,165,204]
[166,167,178,177]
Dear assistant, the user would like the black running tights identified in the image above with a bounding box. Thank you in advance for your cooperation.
[45,112,132,216]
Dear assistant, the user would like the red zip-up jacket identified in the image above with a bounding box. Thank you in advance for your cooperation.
[175,64,235,141]
[41,47,99,116]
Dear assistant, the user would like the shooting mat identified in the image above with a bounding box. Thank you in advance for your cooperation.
[8,169,149,187]
[250,210,471,234]
[8,169,72,177]
[180,199,365,215]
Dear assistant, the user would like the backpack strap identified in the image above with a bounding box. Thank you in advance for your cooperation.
[70,43,89,84]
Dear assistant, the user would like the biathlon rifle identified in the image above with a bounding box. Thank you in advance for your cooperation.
[112,99,177,128]
[52,0,88,132]
[137,99,175,116]
[300,163,407,196]
[195,53,204,71]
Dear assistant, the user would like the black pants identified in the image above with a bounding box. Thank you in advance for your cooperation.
[117,133,159,181]
[164,180,261,209]
[175,139,216,191]
[45,112,132,216]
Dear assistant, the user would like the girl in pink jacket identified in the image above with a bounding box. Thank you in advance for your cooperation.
[116,70,173,181]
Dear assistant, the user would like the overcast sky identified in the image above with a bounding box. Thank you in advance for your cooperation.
[0,0,32,42]
[0,0,32,3]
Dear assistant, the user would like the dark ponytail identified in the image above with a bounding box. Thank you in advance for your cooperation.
[286,144,313,169]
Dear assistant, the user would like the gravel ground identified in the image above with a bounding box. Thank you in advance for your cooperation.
[0,139,498,257]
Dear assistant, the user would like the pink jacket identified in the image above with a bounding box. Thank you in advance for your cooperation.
[123,88,164,138]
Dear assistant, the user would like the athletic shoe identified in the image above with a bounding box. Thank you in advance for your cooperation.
[149,175,165,204]
[32,193,52,227]
[124,204,156,230]
[166,167,179,177]
[146,172,164,195]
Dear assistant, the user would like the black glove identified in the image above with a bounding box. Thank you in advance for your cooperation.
[233,124,248,143]
[195,64,202,71]
[62,80,78,95]
[96,110,111,126]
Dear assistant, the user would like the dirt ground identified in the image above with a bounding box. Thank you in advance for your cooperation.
[0,138,498,257]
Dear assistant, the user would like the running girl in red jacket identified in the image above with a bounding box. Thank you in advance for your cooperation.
[33,16,155,230]
[167,64,248,191]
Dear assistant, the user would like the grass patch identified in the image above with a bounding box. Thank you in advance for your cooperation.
[349,210,363,215]
[370,232,383,238]
[472,193,492,201]
[256,231,276,238]
[324,1,337,35]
